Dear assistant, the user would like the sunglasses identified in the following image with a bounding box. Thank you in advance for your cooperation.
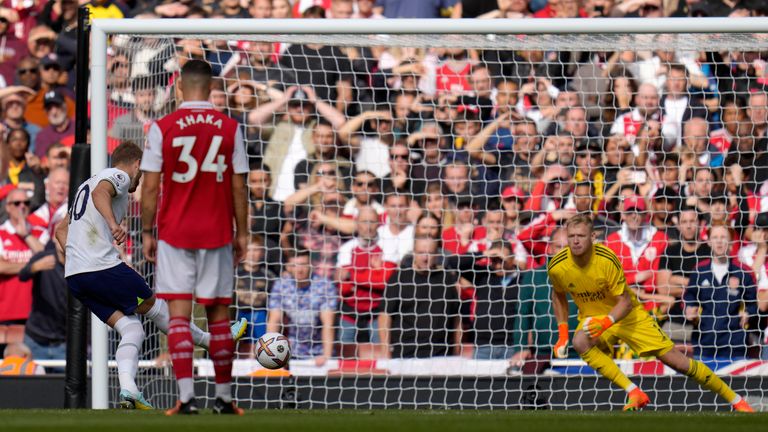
[43,64,61,71]
[316,170,336,176]
[390,153,409,160]
[9,200,31,207]
[18,68,39,75]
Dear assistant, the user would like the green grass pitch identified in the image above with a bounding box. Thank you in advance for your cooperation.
[0,410,766,432]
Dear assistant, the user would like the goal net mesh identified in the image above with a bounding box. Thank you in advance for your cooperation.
[102,29,768,411]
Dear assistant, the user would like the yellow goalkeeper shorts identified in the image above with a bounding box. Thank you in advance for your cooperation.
[578,309,675,358]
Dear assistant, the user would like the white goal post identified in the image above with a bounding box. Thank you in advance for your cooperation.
[88,17,768,411]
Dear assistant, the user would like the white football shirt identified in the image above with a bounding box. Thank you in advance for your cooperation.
[65,168,131,277]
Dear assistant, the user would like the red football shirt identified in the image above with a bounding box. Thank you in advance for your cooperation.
[0,221,49,322]
[141,101,248,249]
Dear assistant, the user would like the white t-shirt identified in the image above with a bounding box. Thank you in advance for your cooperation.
[355,137,391,178]
[273,126,307,202]
[376,224,414,264]
[65,168,131,277]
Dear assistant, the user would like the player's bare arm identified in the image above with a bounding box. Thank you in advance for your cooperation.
[54,214,70,263]
[378,312,391,357]
[231,172,248,265]
[318,309,335,366]
[140,171,161,263]
[92,180,127,245]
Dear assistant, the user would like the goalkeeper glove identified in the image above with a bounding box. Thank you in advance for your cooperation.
[553,323,569,359]
[582,315,615,339]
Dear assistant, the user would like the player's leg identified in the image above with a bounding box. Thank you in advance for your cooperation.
[572,323,641,398]
[137,296,247,348]
[165,298,198,414]
[198,245,242,415]
[137,296,210,348]
[155,240,199,415]
[107,311,151,409]
[67,267,154,409]
[657,348,754,412]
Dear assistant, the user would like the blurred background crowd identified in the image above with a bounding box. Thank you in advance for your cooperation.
[1,0,768,376]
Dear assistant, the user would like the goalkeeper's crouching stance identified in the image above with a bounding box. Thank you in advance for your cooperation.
[547,214,753,412]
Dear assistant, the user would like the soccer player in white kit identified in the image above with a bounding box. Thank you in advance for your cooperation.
[55,141,247,410]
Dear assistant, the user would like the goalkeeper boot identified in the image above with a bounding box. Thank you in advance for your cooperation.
[118,390,154,410]
[733,399,755,413]
[623,388,650,411]
[165,398,199,416]
[212,398,245,415]
[231,318,248,342]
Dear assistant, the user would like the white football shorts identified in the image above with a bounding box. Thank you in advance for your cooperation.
[155,240,234,305]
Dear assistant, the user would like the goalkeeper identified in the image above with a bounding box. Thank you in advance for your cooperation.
[547,214,753,412]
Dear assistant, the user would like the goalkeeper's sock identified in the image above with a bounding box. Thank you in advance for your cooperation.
[686,359,739,404]
[581,346,636,392]
[209,320,234,403]
[145,299,211,348]
[114,315,144,396]
[168,316,196,403]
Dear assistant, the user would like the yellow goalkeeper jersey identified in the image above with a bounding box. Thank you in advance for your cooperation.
[547,243,643,320]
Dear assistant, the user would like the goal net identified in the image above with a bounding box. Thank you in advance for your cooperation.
[92,18,768,411]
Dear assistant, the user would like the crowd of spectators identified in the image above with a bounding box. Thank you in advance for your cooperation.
[2,0,768,373]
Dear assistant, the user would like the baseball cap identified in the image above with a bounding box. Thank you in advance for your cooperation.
[501,185,526,201]
[40,53,62,69]
[43,89,66,109]
[624,195,647,212]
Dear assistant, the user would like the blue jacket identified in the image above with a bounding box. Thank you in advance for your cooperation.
[683,259,757,358]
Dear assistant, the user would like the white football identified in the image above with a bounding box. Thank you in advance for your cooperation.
[255,332,291,369]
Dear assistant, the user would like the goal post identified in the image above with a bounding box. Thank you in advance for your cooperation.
[87,17,768,411]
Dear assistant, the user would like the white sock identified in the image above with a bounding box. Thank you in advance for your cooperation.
[216,383,232,403]
[114,315,145,396]
[145,298,211,348]
[626,383,638,393]
[178,378,196,403]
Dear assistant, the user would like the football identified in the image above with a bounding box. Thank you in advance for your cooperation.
[255,332,291,369]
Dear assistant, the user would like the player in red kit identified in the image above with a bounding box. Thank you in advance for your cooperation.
[140,60,249,415]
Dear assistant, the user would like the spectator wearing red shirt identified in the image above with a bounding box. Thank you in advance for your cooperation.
[0,188,48,325]
[710,99,745,155]
[524,164,573,214]
[336,206,398,346]
[603,195,670,311]
[442,197,478,255]
[435,48,473,95]
[28,167,68,236]
[532,0,588,18]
